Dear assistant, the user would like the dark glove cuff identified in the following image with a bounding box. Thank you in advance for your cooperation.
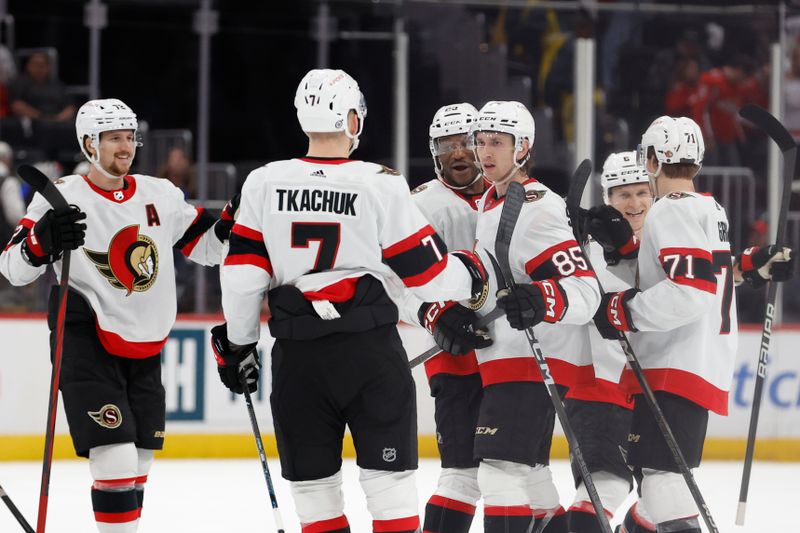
[21,239,57,267]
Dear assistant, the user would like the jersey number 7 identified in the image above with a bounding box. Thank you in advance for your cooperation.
[291,222,341,271]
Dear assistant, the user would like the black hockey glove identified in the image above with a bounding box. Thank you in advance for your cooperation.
[584,205,638,266]
[496,280,568,330]
[210,323,260,394]
[418,301,492,355]
[450,249,489,302]
[213,192,241,242]
[736,245,794,288]
[593,289,640,340]
[22,206,87,267]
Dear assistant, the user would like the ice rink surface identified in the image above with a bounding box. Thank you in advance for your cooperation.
[0,458,796,532]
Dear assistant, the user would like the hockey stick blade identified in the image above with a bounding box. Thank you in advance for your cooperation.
[17,165,69,211]
[565,158,593,239]
[736,105,799,525]
[496,181,612,533]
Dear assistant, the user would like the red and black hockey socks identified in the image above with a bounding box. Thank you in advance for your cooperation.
[423,495,476,533]
[301,515,351,533]
[91,486,139,531]
[484,505,534,533]
[373,515,420,533]
[566,501,613,532]
[619,503,656,533]
[134,474,147,518]
[533,506,567,532]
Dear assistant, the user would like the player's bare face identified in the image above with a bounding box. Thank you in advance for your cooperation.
[474,131,516,183]
[609,182,653,233]
[435,133,478,186]
[98,130,136,177]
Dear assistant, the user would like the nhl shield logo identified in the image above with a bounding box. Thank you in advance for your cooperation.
[88,404,123,429]
[84,225,159,295]
[382,447,397,463]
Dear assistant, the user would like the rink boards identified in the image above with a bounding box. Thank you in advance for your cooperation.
[1,316,799,461]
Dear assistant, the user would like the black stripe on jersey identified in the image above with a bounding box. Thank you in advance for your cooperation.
[174,208,216,251]
[228,230,269,260]
[383,226,449,287]
[525,240,594,282]
[659,247,717,293]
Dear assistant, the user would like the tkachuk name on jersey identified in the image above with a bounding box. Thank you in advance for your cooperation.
[272,186,360,217]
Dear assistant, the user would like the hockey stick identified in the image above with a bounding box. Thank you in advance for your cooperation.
[17,165,71,533]
[408,306,504,368]
[0,484,35,533]
[240,375,286,533]
[565,160,720,533]
[490,179,612,533]
[736,104,798,525]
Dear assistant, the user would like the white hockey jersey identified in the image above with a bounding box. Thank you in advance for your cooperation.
[470,179,600,388]
[566,239,632,408]
[221,157,474,346]
[410,177,484,379]
[622,191,738,415]
[0,174,224,358]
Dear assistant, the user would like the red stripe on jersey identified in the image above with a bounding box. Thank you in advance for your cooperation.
[302,515,350,533]
[232,223,264,242]
[382,225,437,259]
[568,500,613,518]
[401,257,448,288]
[94,510,141,524]
[659,247,712,261]
[524,240,594,280]
[303,277,359,303]
[180,208,205,256]
[134,475,148,485]
[373,515,420,532]
[424,351,480,381]
[671,275,716,294]
[82,175,137,203]
[224,253,274,275]
[298,157,356,165]
[479,357,594,387]
[484,505,532,517]
[95,323,168,359]
[93,477,138,489]
[428,495,477,514]
[619,367,728,415]
[565,377,633,409]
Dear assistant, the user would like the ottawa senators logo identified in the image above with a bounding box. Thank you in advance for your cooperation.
[377,165,401,176]
[84,225,159,295]
[524,189,546,203]
[88,404,122,429]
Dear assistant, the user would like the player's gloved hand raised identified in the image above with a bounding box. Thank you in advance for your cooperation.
[593,289,640,340]
[496,280,567,330]
[418,301,492,355]
[736,245,794,288]
[214,192,241,242]
[583,205,638,265]
[22,206,87,267]
[210,323,260,394]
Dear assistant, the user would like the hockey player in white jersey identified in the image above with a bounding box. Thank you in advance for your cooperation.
[410,103,489,533]
[0,98,235,533]
[565,152,656,533]
[212,69,489,533]
[461,101,600,533]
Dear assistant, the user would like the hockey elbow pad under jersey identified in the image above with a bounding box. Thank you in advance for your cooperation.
[497,280,568,330]
[418,300,492,355]
[593,288,639,340]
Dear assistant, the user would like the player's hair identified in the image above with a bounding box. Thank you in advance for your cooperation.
[647,146,700,180]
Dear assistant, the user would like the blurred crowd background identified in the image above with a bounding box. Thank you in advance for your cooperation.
[0,0,799,323]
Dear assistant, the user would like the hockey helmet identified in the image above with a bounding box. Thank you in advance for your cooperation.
[428,103,481,189]
[469,100,535,169]
[637,116,704,175]
[295,69,367,154]
[75,98,140,179]
[600,151,650,203]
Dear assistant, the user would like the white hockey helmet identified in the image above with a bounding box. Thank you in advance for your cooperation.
[75,98,140,179]
[429,103,481,189]
[637,115,704,174]
[294,69,367,154]
[601,151,650,203]
[469,100,535,170]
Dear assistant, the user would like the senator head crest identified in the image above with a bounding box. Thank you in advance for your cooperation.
[84,225,159,295]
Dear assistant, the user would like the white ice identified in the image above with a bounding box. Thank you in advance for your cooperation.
[0,458,796,532]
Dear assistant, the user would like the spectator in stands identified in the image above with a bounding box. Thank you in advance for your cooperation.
[9,52,74,123]
[158,146,196,198]
[665,58,701,117]
[692,54,752,166]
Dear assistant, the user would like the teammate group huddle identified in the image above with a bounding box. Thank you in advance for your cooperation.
[0,67,794,533]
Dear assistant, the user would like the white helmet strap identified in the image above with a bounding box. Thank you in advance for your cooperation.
[80,134,131,181]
